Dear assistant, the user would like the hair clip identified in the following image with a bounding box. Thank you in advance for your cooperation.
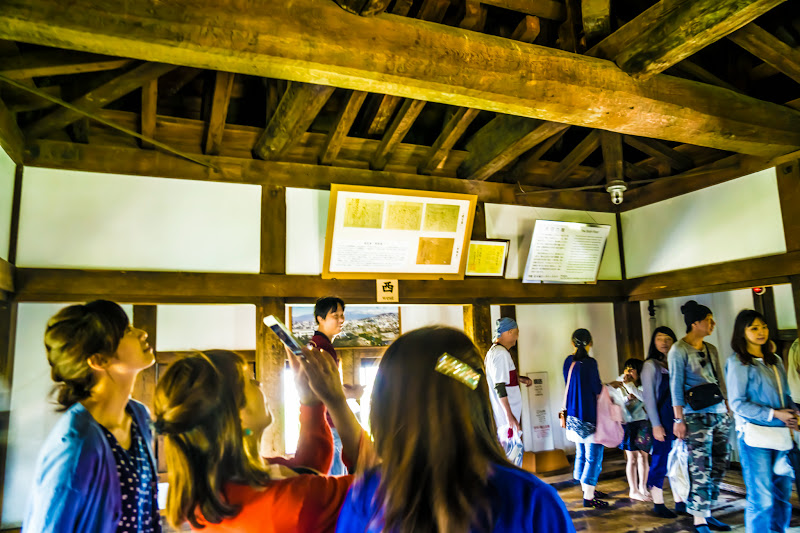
[435,353,481,390]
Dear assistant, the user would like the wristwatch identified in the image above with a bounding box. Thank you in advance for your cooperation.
[673,418,684,424]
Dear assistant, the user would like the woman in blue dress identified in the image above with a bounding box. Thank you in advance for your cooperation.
[335,326,574,533]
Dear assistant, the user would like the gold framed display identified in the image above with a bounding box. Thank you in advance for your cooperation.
[465,240,510,277]
[322,184,477,280]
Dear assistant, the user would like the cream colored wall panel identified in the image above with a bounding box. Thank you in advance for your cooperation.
[399,305,464,332]
[621,169,785,278]
[773,283,797,331]
[16,167,261,272]
[484,204,621,280]
[285,188,329,275]
[156,304,257,351]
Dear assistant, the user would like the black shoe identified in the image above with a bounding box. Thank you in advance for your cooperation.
[652,503,677,519]
[706,517,731,531]
[583,498,610,508]
[674,502,689,516]
[593,490,609,498]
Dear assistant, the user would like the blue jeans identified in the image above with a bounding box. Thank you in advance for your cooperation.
[648,432,673,489]
[328,427,348,476]
[738,435,793,532]
[574,442,604,486]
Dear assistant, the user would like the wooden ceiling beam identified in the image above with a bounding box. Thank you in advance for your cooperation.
[203,71,235,156]
[25,138,617,211]
[0,259,14,293]
[390,0,413,16]
[0,96,24,164]
[320,89,368,165]
[14,267,624,304]
[418,0,451,22]
[670,59,743,94]
[582,0,611,41]
[480,0,565,21]
[511,16,541,43]
[623,160,654,181]
[140,79,157,149]
[253,81,335,160]
[23,62,176,139]
[0,49,133,79]
[365,95,402,136]
[508,127,569,180]
[2,0,800,156]
[601,131,623,182]
[728,23,800,85]
[371,98,426,170]
[550,130,601,186]
[459,117,569,181]
[333,0,392,16]
[419,107,480,175]
[588,0,787,81]
[458,0,487,32]
[623,135,694,172]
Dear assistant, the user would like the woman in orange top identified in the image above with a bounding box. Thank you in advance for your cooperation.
[154,347,363,533]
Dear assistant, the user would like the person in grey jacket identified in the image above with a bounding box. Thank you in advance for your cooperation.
[668,300,731,533]
[725,309,799,533]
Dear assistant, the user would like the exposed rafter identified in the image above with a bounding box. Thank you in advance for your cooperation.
[588,0,786,80]
[371,98,426,170]
[728,23,800,85]
[550,130,602,186]
[0,49,133,79]
[419,107,480,175]
[320,90,368,165]
[624,135,694,172]
[203,71,235,156]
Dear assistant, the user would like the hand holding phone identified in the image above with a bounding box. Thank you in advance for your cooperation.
[263,315,305,358]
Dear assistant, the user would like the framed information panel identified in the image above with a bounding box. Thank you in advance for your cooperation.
[465,240,509,277]
[522,220,611,283]
[322,184,477,280]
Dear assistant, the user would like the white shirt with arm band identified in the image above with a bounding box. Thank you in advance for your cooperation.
[485,344,523,436]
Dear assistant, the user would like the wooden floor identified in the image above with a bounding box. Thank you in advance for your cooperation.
[546,456,800,532]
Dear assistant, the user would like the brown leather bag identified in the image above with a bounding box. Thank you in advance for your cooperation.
[560,362,576,429]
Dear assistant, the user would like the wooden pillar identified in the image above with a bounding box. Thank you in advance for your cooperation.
[463,299,492,358]
[0,300,18,515]
[778,161,800,342]
[791,276,800,342]
[499,304,520,371]
[256,297,286,456]
[131,305,157,413]
[613,300,644,372]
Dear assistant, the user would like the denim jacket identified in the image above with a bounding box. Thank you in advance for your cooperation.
[23,400,156,533]
[668,339,727,415]
[725,354,798,430]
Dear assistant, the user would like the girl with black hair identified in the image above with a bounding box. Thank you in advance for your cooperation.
[25,301,160,533]
[612,357,651,502]
[641,326,684,518]
[668,300,731,533]
[562,328,608,509]
[725,310,799,533]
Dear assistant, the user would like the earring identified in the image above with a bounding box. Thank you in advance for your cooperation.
[243,428,253,437]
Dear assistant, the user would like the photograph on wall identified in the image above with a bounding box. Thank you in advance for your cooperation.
[289,305,400,347]
[465,240,510,277]
[323,184,477,279]
[522,220,611,283]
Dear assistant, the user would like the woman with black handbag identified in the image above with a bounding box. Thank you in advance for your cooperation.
[725,310,799,533]
[668,300,731,533]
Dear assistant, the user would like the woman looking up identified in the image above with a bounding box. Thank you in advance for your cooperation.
[25,300,160,533]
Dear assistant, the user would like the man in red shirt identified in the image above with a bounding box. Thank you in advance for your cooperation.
[310,296,349,475]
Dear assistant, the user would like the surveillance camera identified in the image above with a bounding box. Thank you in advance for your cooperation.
[606,180,627,206]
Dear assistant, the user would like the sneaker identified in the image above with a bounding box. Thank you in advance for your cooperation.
[652,503,677,519]
[583,498,610,508]
[594,490,609,498]
[675,502,689,516]
[706,517,731,531]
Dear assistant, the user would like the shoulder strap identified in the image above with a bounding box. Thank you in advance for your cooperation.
[562,361,577,409]
[704,343,719,381]
[772,363,786,409]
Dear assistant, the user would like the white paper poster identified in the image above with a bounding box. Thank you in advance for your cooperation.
[523,220,611,283]
[524,371,555,452]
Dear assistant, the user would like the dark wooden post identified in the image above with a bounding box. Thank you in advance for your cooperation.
[499,305,520,371]
[777,161,800,342]
[464,299,492,358]
[613,301,645,371]
[0,300,18,515]
[131,305,157,413]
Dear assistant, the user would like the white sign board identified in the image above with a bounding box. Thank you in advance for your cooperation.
[523,220,611,283]
[524,371,555,452]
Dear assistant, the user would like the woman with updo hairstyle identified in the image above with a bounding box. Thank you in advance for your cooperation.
[336,326,573,533]
[25,300,160,533]
[668,300,731,533]
[562,328,608,509]
[154,346,363,532]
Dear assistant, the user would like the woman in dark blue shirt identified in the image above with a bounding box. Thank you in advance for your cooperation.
[336,326,574,533]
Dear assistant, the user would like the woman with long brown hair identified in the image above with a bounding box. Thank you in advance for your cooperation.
[154,347,363,532]
[335,326,574,533]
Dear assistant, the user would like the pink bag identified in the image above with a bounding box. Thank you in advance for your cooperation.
[594,386,624,448]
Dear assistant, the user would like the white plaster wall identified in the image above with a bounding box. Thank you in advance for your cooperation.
[285,188,329,275]
[507,303,618,453]
[2,302,133,528]
[484,204,621,280]
[156,304,257,351]
[621,168,786,278]
[399,305,464,332]
[0,147,14,261]
[16,167,261,272]
[773,283,797,331]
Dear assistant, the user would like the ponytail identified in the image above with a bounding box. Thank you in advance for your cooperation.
[572,328,592,361]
